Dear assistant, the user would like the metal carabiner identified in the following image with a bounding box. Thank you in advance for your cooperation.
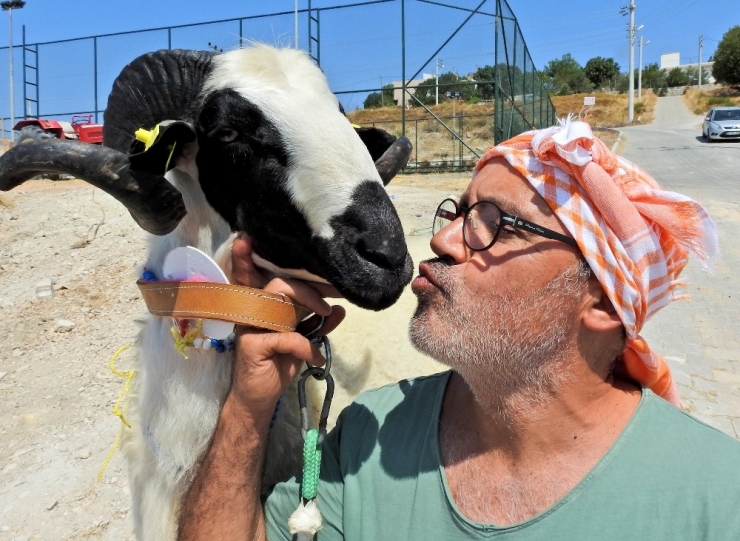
[297,367,335,444]
[299,313,332,379]
[301,314,332,380]
[309,335,332,380]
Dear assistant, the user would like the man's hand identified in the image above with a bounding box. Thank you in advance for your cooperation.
[228,234,345,422]
[179,235,344,540]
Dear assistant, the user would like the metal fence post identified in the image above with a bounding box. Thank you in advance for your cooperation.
[457,111,465,166]
[494,1,501,143]
[21,24,25,122]
[93,36,98,123]
[401,0,406,137]
[414,119,418,167]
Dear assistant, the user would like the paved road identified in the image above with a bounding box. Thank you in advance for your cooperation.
[619,96,740,437]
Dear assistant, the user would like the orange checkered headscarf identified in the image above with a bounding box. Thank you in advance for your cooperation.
[475,119,718,406]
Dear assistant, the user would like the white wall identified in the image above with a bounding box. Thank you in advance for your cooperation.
[660,52,681,69]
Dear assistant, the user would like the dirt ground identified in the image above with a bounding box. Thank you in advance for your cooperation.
[0,173,469,540]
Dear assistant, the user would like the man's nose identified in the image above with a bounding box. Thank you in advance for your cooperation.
[430,216,468,263]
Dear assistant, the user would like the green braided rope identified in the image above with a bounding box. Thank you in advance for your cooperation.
[301,429,322,500]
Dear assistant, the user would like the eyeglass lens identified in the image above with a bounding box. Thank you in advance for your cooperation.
[433,199,458,236]
[465,202,501,250]
[433,199,502,251]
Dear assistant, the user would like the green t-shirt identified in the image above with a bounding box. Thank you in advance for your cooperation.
[265,371,740,540]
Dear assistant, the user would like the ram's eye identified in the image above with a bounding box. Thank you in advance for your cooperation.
[217,129,239,143]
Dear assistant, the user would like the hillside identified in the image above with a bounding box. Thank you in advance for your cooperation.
[550,92,657,127]
[346,92,645,166]
[684,86,740,115]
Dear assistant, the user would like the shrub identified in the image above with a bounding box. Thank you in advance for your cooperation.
[707,97,735,106]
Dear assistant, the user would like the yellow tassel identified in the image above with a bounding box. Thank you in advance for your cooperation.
[97,344,135,482]
[170,319,203,359]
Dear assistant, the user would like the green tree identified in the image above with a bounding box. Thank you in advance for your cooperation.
[713,25,740,86]
[363,83,396,109]
[640,63,667,92]
[665,67,689,87]
[584,57,620,89]
[491,64,527,100]
[364,92,383,108]
[414,72,475,105]
[542,54,593,95]
[684,66,711,86]
[472,65,496,100]
[615,72,629,93]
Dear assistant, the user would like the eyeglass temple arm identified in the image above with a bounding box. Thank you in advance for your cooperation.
[502,215,578,247]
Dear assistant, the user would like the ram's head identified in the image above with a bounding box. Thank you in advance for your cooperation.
[0,45,414,310]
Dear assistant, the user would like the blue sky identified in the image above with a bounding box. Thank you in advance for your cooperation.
[0,0,736,129]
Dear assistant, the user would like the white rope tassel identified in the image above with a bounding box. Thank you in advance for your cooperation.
[288,499,323,541]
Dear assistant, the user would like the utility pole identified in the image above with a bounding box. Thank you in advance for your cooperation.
[621,0,636,123]
[639,36,649,99]
[435,58,443,106]
[699,34,704,89]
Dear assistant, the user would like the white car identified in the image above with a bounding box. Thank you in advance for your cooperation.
[702,106,740,141]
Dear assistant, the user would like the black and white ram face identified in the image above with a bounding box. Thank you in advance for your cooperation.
[0,45,412,311]
[194,47,412,310]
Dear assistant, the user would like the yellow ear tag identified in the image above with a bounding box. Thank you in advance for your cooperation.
[134,125,161,151]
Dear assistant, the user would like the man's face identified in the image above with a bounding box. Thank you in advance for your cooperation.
[409,157,587,399]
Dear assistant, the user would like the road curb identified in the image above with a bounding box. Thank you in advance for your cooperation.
[611,131,623,153]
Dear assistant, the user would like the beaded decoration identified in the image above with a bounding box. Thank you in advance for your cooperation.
[142,269,235,358]
[169,318,236,358]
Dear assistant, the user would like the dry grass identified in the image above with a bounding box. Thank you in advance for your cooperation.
[347,93,647,164]
[684,87,740,115]
[550,92,658,127]
[348,102,496,164]
[348,101,493,127]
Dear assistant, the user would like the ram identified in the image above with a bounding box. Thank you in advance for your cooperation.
[0,44,412,540]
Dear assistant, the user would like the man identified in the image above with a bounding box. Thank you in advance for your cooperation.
[179,121,740,540]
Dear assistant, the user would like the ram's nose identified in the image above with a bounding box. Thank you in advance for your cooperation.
[355,228,408,270]
[339,180,409,271]
[314,179,413,310]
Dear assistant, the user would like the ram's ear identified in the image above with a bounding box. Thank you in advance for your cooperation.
[354,126,412,186]
[354,126,398,163]
[129,120,197,175]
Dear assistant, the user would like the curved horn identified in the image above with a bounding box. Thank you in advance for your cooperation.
[374,135,413,185]
[104,49,215,153]
[0,139,185,235]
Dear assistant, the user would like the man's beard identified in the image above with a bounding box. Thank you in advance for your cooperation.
[409,259,589,408]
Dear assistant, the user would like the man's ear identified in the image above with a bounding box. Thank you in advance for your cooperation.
[354,126,398,163]
[582,276,623,332]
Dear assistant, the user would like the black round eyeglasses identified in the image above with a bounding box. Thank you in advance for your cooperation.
[432,198,578,252]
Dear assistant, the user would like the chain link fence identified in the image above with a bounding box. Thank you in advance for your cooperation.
[0,0,555,170]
